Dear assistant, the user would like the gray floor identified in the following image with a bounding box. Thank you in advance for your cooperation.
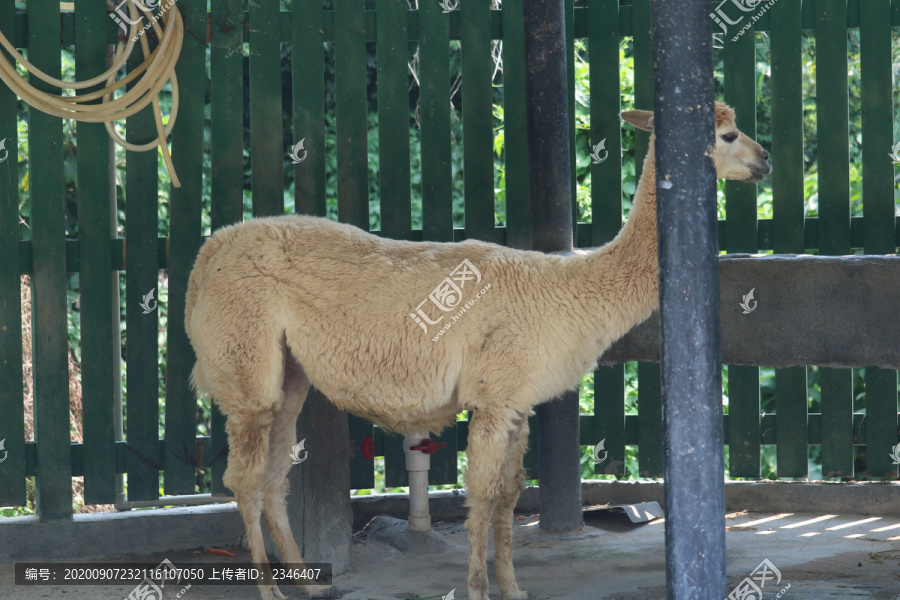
[2,509,899,599]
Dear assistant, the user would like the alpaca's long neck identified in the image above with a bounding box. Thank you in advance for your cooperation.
[618,136,659,269]
[576,136,660,348]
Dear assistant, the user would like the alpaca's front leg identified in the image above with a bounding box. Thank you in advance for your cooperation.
[465,499,493,600]
[492,415,530,600]
[464,409,514,600]
[492,495,528,600]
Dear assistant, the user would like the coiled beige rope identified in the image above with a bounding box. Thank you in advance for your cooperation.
[0,0,184,186]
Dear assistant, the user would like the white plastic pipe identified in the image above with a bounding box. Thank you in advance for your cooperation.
[403,432,432,532]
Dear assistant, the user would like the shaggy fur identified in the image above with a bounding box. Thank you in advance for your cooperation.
[185,103,769,600]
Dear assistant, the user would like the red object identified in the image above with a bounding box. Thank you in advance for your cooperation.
[408,439,448,455]
[361,436,375,460]
[206,547,236,557]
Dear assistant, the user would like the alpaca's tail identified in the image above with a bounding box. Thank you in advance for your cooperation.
[185,226,233,397]
[185,228,231,337]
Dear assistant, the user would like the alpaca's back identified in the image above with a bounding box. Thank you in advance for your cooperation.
[185,215,518,432]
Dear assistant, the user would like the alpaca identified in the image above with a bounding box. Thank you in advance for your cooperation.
[184,102,769,600]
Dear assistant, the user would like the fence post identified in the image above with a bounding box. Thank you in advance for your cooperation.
[650,0,726,598]
[287,389,352,573]
[523,0,583,531]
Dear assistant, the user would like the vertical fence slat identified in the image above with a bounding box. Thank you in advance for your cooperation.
[209,404,229,495]
[460,0,495,242]
[429,422,458,486]
[522,422,538,481]
[75,0,116,504]
[724,35,758,253]
[332,0,371,477]
[418,0,453,242]
[637,362,663,477]
[589,0,622,247]
[727,365,760,477]
[211,0,245,227]
[631,0,660,478]
[816,2,851,254]
[383,0,453,482]
[126,47,161,503]
[384,434,407,488]
[770,0,805,255]
[376,0,411,239]
[338,0,376,483]
[632,0,652,178]
[523,413,538,479]
[769,0,807,481]
[816,0,852,479]
[334,0,368,230]
[589,0,624,476]
[294,0,326,217]
[348,415,374,490]
[860,5,894,254]
[775,367,808,478]
[501,0,531,249]
[593,365,624,475]
[165,0,206,496]
[859,0,897,479]
[866,369,899,478]
[565,0,576,235]
[249,0,283,218]
[336,0,376,483]
[724,31,761,479]
[0,0,26,508]
[28,0,71,520]
[208,0,245,495]
[818,367,852,476]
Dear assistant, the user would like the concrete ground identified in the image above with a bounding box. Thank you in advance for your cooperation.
[2,508,899,599]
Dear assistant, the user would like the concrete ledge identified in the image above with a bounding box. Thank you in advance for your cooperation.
[600,255,900,369]
[3,481,897,563]
[0,503,245,563]
[721,480,900,515]
[353,481,900,526]
[577,480,900,517]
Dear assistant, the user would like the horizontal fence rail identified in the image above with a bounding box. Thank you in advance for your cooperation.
[0,0,897,519]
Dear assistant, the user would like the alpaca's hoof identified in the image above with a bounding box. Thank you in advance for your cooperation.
[501,590,531,600]
[309,585,343,599]
[469,589,491,600]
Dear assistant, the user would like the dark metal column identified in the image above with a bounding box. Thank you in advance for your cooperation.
[650,0,726,598]
[523,0,583,531]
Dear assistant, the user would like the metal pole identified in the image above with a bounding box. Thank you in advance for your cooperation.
[650,0,726,598]
[523,0,583,531]
[523,0,572,253]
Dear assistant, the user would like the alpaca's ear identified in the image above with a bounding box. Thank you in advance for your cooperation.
[621,110,654,132]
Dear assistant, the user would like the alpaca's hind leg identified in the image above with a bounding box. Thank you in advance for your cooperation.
[224,409,287,600]
[261,356,343,599]
[492,413,530,600]
[464,409,517,600]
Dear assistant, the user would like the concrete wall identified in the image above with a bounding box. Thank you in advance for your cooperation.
[601,255,900,369]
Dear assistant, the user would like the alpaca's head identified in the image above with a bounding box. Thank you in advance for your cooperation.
[621,101,772,183]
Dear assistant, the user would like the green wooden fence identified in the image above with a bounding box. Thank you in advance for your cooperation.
[1,0,898,520]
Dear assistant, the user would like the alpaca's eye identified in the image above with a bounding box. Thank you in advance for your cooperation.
[721,133,738,143]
